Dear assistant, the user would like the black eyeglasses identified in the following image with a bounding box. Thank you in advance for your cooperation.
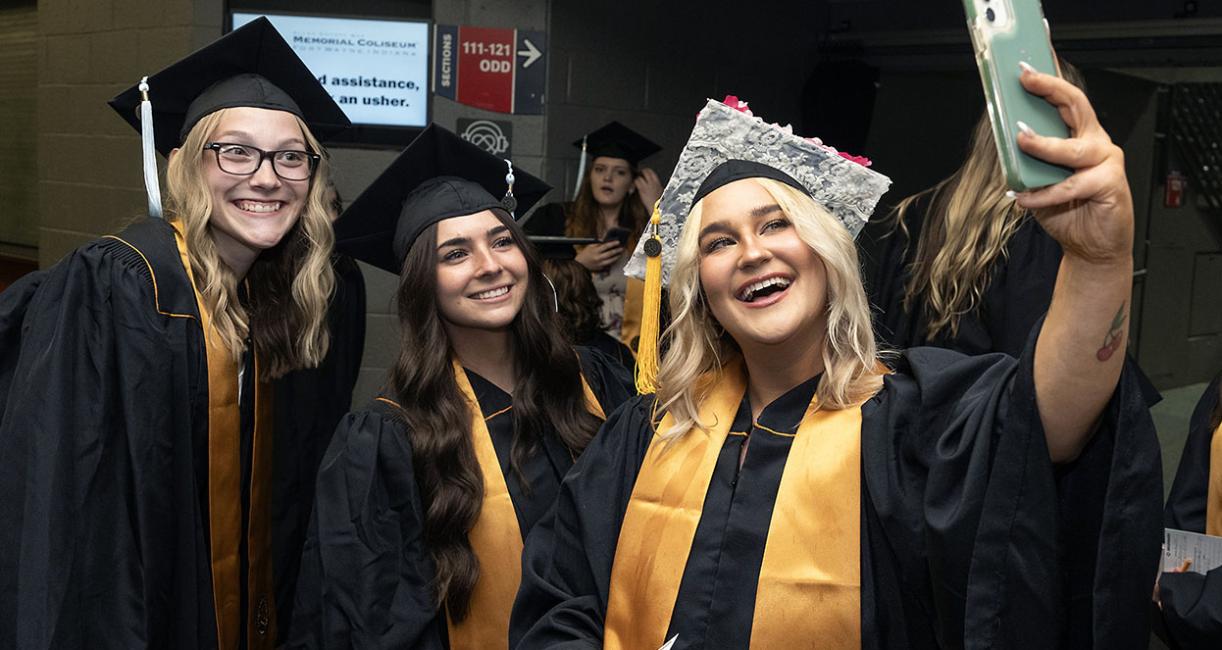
[203,142,320,181]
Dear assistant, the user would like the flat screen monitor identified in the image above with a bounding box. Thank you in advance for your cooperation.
[231,11,430,146]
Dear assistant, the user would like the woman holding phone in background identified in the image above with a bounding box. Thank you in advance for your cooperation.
[524,122,663,348]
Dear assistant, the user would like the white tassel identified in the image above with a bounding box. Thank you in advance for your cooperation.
[571,135,588,200]
[138,76,164,219]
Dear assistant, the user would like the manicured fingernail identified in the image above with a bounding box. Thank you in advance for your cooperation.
[1019,61,1037,74]
[1005,190,1017,199]
[1016,120,1035,136]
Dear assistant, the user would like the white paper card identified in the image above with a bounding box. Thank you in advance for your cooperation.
[1164,528,1222,574]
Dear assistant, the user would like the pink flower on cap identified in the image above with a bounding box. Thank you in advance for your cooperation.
[836,151,873,167]
[721,95,753,116]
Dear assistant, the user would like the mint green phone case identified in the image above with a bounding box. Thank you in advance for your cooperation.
[963,0,1071,191]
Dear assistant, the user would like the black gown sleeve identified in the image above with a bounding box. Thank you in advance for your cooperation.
[509,395,656,649]
[0,243,203,649]
[288,406,446,650]
[1159,568,1222,647]
[575,345,636,415]
[1158,374,1222,648]
[867,320,1162,649]
[1164,374,1222,533]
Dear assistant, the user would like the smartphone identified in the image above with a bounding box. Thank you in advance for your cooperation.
[604,227,631,248]
[963,0,1071,191]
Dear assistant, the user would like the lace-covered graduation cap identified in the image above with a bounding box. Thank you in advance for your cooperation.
[333,124,552,274]
[570,121,661,197]
[626,96,892,392]
[108,17,350,218]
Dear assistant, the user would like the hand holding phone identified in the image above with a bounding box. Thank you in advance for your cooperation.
[963,0,1072,191]
[603,226,631,248]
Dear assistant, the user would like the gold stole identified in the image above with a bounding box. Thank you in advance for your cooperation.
[172,224,277,649]
[446,361,607,649]
[1207,422,1222,536]
[604,362,862,649]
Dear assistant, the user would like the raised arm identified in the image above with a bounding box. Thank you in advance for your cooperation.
[1015,66,1135,462]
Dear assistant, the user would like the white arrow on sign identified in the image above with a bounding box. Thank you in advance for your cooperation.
[517,38,542,68]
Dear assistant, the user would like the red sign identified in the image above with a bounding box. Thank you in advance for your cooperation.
[455,26,515,113]
[433,25,547,115]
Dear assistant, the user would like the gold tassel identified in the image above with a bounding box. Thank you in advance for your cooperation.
[634,202,664,394]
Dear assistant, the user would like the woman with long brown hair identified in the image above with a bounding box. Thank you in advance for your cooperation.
[865,65,1086,356]
[525,122,663,349]
[532,236,636,372]
[1159,374,1222,646]
[513,74,1161,649]
[290,126,633,649]
[0,19,346,649]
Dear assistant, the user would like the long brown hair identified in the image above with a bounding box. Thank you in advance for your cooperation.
[387,210,602,620]
[542,257,604,343]
[567,164,648,249]
[164,108,335,378]
[892,62,1085,342]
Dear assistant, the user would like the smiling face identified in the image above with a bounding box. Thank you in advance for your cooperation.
[434,210,530,333]
[201,107,311,262]
[696,178,828,349]
[588,156,634,208]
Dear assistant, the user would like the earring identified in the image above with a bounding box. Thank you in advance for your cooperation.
[542,273,560,313]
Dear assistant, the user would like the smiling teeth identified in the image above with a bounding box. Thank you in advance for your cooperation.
[236,201,282,213]
[474,286,509,300]
[738,277,792,302]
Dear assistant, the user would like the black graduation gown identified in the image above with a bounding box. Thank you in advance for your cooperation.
[1159,373,1222,647]
[577,330,634,374]
[289,347,634,649]
[862,196,1061,357]
[0,219,287,647]
[510,327,1162,649]
[271,252,366,633]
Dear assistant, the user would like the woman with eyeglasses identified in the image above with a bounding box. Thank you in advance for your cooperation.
[0,19,347,649]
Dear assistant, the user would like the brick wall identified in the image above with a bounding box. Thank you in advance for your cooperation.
[544,1,826,197]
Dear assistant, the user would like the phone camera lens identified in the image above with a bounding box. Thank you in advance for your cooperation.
[986,7,996,21]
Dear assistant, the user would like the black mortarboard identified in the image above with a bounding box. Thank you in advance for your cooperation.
[528,236,600,261]
[335,124,552,274]
[572,121,661,165]
[108,17,350,156]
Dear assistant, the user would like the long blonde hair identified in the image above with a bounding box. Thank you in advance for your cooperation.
[655,178,884,439]
[892,113,1025,340]
[895,62,1085,341]
[163,108,335,379]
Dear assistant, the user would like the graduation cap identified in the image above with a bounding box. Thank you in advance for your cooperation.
[334,124,552,274]
[108,17,350,218]
[573,121,661,166]
[570,121,661,200]
[528,235,600,261]
[623,96,892,393]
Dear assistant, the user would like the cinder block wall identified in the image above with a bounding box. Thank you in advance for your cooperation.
[0,4,38,260]
[544,1,825,200]
[36,0,224,266]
